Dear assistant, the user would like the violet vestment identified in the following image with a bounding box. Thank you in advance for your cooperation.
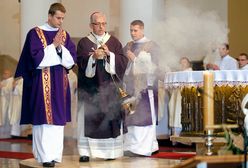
[15,23,76,163]
[123,36,160,156]
[77,32,128,139]
[15,26,77,126]
[123,38,159,127]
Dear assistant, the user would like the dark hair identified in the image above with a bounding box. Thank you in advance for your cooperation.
[239,53,248,59]
[223,43,229,50]
[131,20,144,28]
[48,3,66,16]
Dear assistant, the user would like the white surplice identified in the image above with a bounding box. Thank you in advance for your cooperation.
[77,101,123,159]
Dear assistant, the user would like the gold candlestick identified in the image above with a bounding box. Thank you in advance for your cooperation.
[203,71,214,155]
[203,71,214,129]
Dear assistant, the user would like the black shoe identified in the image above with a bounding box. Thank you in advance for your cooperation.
[79,156,89,162]
[152,150,159,155]
[11,135,26,139]
[105,158,116,161]
[27,134,33,140]
[42,162,55,167]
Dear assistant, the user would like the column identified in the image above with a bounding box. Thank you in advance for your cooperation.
[20,0,60,48]
[119,0,164,44]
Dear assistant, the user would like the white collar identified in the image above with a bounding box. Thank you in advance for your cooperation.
[87,32,110,46]
[39,23,59,31]
[134,36,150,43]
[91,32,106,41]
[241,64,248,70]
[221,54,230,60]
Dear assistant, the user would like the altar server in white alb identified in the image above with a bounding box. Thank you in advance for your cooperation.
[0,69,14,138]
[123,20,160,156]
[206,43,238,70]
[168,57,193,141]
[9,78,23,137]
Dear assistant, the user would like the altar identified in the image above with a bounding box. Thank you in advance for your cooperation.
[164,70,248,135]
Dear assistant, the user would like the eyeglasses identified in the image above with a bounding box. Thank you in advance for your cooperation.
[91,22,107,26]
[238,59,247,61]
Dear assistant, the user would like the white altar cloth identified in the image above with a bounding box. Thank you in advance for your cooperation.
[164,70,248,88]
[164,70,248,132]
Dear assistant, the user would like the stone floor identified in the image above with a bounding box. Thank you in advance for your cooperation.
[0,137,195,168]
[0,120,195,168]
[20,156,181,168]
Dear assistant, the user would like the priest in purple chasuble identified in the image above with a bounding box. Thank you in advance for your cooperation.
[123,20,160,156]
[14,3,76,167]
[77,12,128,162]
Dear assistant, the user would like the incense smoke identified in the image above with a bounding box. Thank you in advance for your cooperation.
[154,0,229,71]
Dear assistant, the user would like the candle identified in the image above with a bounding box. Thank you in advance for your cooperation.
[203,71,214,130]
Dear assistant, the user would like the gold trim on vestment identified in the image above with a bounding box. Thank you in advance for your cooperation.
[62,30,67,45]
[42,67,53,124]
[35,27,53,124]
[35,27,47,48]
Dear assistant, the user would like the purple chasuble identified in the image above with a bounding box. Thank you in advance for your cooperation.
[77,34,128,139]
[123,41,160,126]
[15,27,77,125]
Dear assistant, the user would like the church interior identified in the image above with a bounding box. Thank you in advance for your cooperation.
[1,0,248,167]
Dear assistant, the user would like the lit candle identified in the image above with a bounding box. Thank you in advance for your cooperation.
[203,71,214,130]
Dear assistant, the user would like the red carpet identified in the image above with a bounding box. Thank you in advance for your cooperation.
[0,151,33,160]
[0,138,195,160]
[0,138,33,159]
[151,152,195,159]
[0,150,195,160]
[159,146,194,152]
[0,138,32,143]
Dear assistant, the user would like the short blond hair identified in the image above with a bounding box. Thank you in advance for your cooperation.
[48,3,66,16]
[131,20,144,29]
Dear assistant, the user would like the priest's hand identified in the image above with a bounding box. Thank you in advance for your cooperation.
[93,48,105,59]
[126,50,135,61]
[206,63,220,70]
[90,47,108,60]
[99,44,110,56]
[53,28,64,49]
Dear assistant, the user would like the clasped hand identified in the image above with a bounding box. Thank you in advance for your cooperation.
[126,50,135,61]
[90,44,110,59]
[206,63,220,70]
[53,28,64,49]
